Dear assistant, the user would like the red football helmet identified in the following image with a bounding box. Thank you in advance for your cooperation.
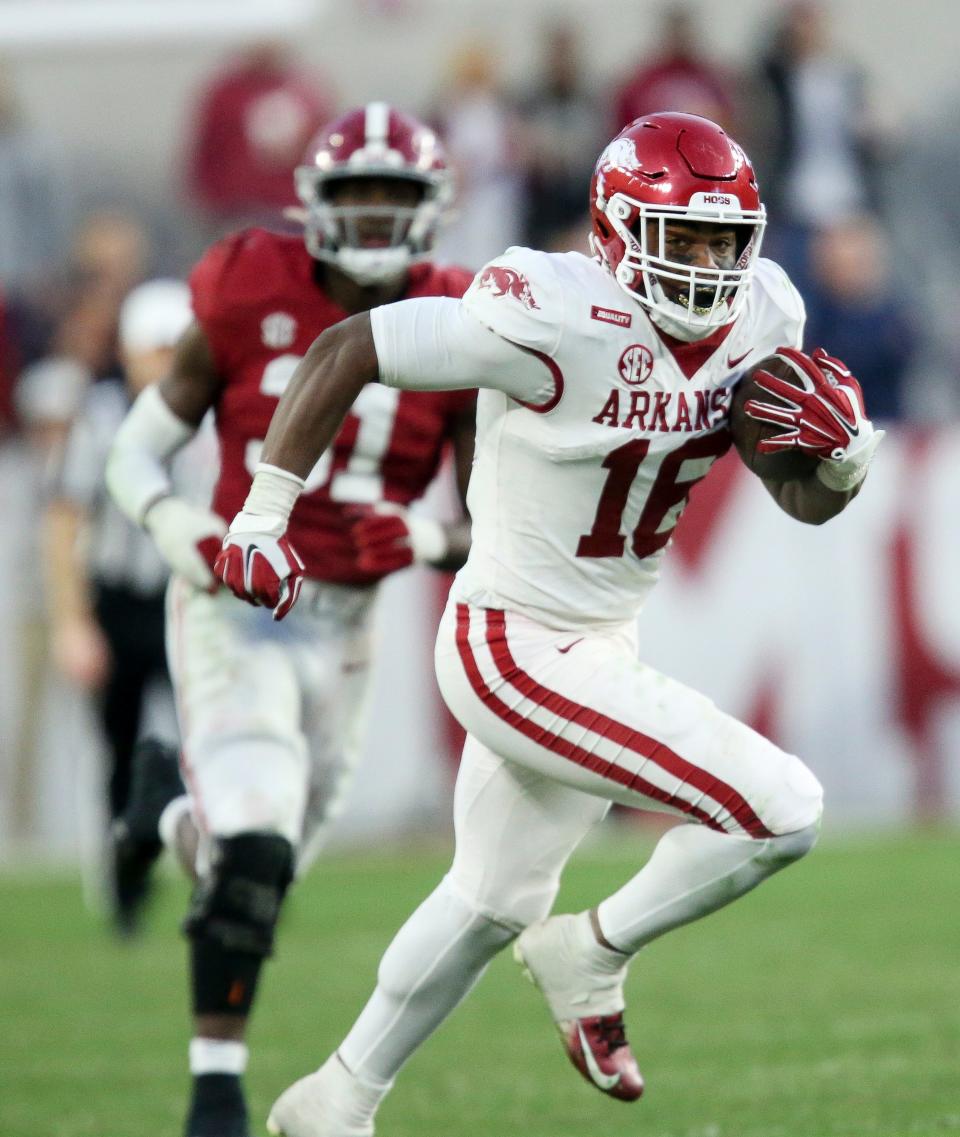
[590,112,766,338]
[295,102,453,284]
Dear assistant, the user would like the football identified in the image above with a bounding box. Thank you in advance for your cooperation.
[729,356,820,482]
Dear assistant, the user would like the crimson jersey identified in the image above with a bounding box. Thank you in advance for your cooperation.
[189,228,475,584]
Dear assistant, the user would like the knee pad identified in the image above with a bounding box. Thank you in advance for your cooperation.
[184,831,294,957]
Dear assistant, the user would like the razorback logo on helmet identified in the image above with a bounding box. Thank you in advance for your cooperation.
[478,265,540,311]
[597,138,639,182]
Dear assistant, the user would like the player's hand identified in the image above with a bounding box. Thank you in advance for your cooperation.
[214,510,305,620]
[744,346,884,490]
[349,504,449,575]
[144,496,228,592]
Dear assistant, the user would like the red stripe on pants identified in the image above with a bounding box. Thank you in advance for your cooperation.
[484,609,773,838]
[454,604,769,835]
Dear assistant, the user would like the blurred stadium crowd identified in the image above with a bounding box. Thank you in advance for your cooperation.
[1,0,959,861]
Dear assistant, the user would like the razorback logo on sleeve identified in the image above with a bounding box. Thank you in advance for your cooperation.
[478,265,540,310]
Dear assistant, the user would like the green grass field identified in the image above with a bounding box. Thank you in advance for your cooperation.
[2,827,959,1137]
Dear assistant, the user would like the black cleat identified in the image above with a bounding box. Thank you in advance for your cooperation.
[110,737,185,936]
[186,1073,251,1137]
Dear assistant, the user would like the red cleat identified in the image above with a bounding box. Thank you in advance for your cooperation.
[562,1012,644,1102]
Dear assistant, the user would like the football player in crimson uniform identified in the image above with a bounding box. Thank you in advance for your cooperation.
[106,104,475,1137]
[216,112,884,1137]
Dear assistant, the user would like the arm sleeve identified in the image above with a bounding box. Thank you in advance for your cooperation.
[105,385,197,525]
[371,297,559,406]
[371,247,565,406]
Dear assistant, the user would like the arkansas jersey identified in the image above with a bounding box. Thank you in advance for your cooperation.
[190,228,474,583]
[373,246,804,630]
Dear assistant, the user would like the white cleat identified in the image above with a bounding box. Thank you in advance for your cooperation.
[266,1055,379,1137]
[514,915,644,1102]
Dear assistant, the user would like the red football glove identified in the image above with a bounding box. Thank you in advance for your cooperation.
[744,346,884,490]
[349,505,449,576]
[214,511,306,620]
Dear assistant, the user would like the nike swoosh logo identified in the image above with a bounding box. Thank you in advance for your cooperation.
[243,543,264,601]
[557,638,584,654]
[577,1023,622,1091]
[727,349,752,369]
[243,543,259,582]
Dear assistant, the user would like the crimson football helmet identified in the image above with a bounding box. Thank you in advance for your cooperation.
[295,102,453,285]
[590,112,766,339]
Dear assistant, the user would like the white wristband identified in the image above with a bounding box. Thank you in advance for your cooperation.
[244,462,306,521]
[814,429,885,493]
[815,460,868,493]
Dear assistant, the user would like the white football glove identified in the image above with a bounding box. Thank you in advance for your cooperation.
[144,496,228,591]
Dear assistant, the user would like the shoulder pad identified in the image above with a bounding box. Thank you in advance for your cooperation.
[752,258,806,328]
[189,228,306,326]
[406,261,475,300]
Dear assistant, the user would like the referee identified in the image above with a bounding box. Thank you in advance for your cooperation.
[44,279,211,932]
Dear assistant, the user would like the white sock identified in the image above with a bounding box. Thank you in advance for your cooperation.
[597,822,819,954]
[189,1037,248,1076]
[158,793,192,852]
[339,878,515,1084]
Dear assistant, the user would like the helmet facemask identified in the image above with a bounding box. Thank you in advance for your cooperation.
[295,168,451,286]
[600,189,766,341]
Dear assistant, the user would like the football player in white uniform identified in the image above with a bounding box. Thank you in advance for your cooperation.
[215,113,883,1135]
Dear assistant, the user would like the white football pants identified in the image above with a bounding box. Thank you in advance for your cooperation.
[440,601,822,840]
[337,599,822,1085]
[165,575,376,869]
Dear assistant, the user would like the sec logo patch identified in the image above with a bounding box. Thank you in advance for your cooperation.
[261,312,297,349]
[618,344,653,386]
